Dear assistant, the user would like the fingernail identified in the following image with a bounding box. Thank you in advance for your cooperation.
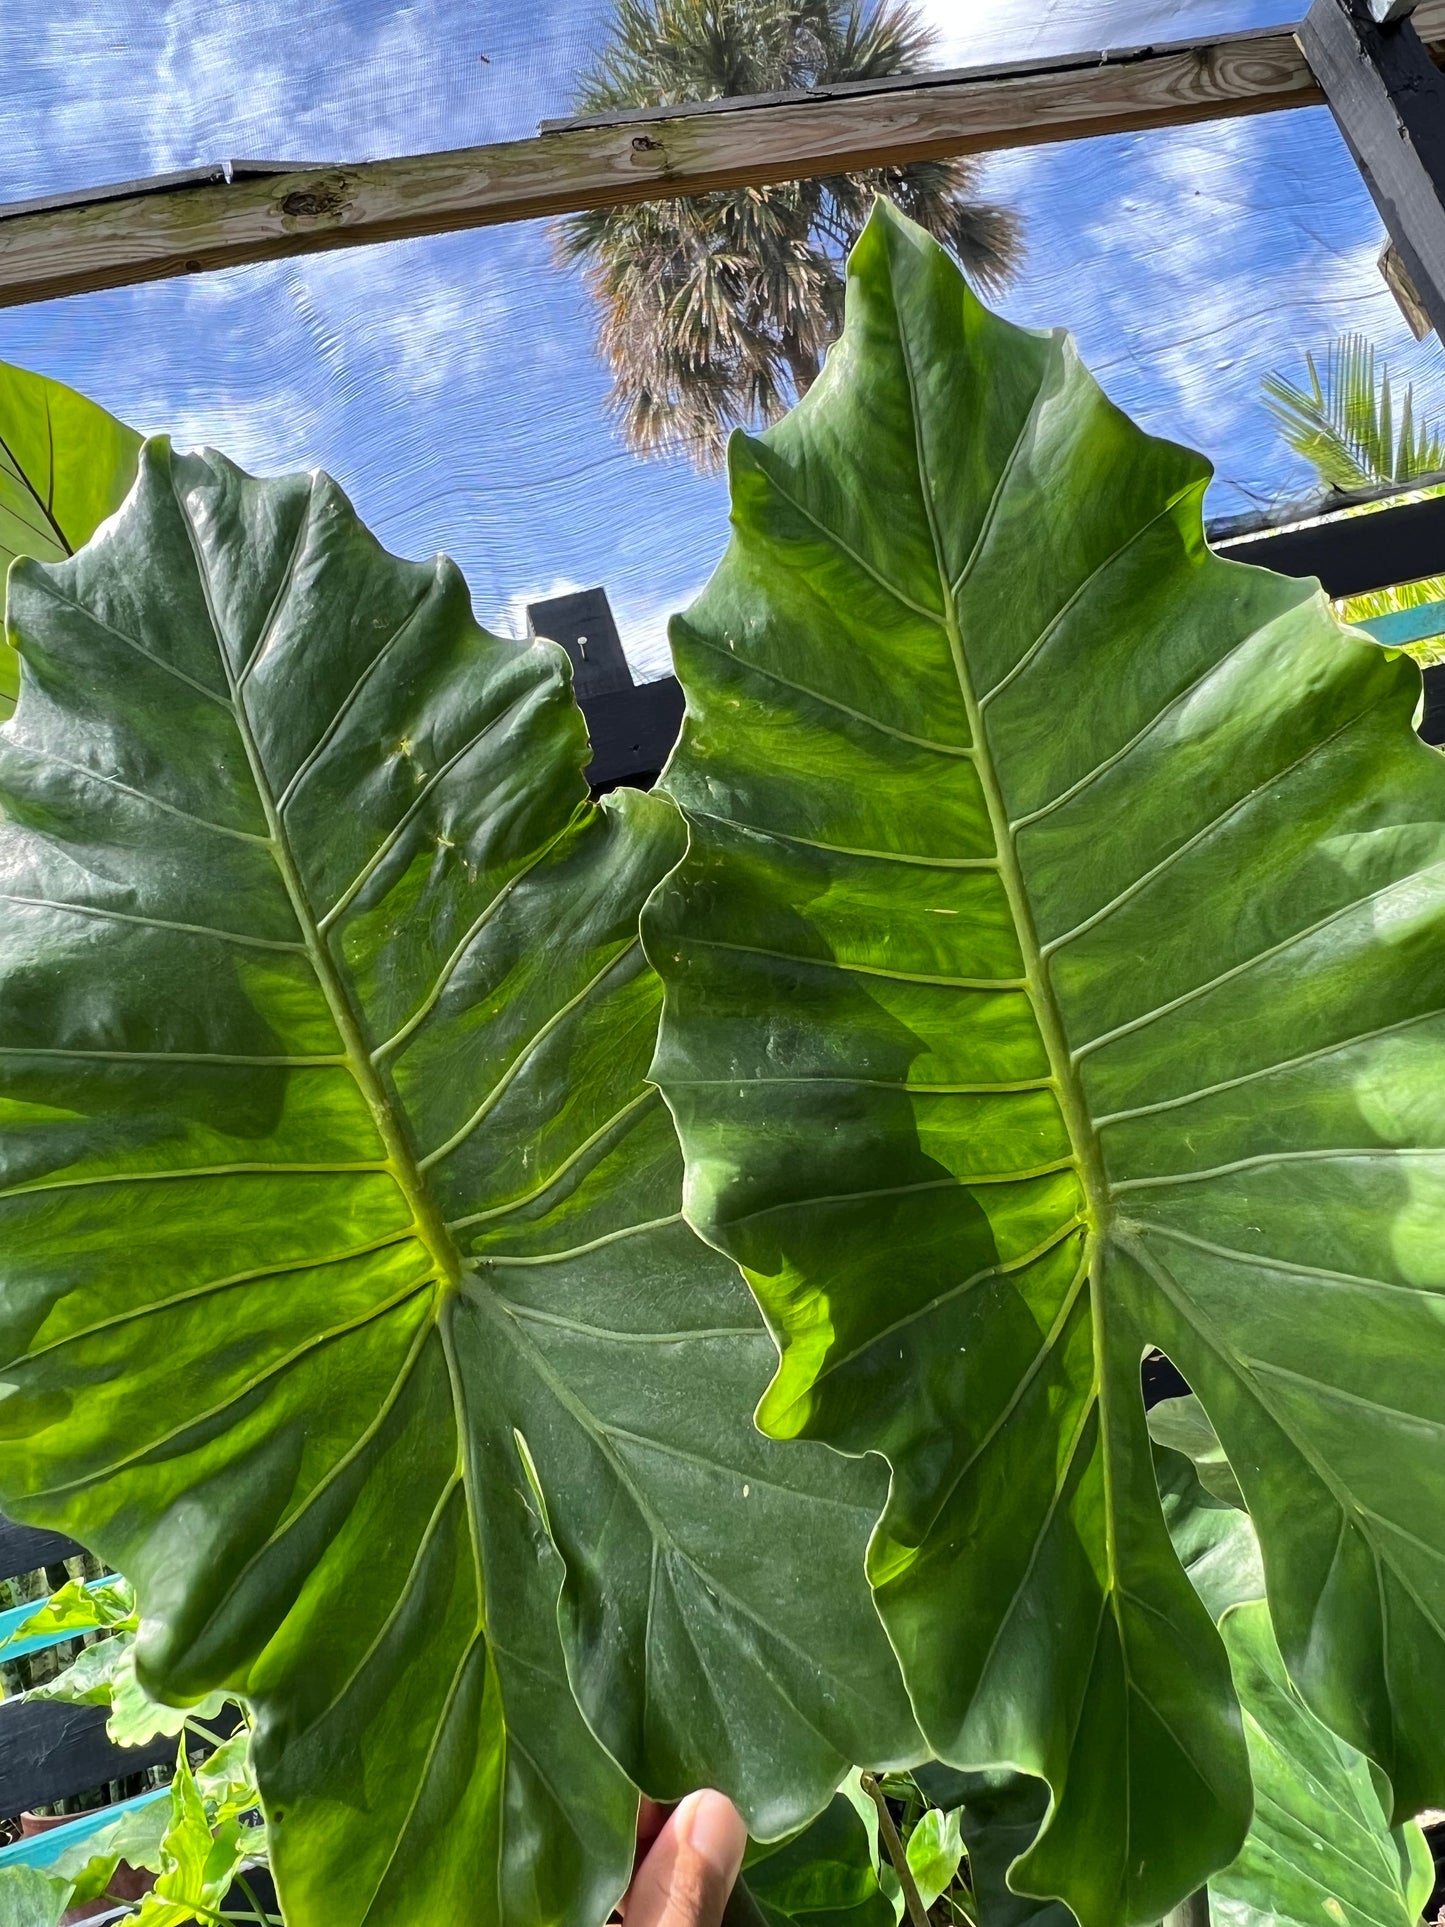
[678,1789,747,1881]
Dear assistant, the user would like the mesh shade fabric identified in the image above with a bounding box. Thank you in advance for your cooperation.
[2,0,1444,679]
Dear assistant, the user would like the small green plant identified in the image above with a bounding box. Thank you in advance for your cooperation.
[0,1580,267,1924]
[0,206,1442,1927]
[1264,333,1445,660]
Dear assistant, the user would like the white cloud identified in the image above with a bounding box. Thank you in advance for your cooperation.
[610,581,706,682]
[497,576,587,641]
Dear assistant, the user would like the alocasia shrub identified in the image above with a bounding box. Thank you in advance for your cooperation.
[646,199,1445,1923]
[1,204,1443,1927]
[0,441,918,1926]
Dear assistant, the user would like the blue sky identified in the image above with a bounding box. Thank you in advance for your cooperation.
[3,0,1443,678]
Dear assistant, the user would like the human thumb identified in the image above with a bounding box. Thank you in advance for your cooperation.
[620,1790,748,1927]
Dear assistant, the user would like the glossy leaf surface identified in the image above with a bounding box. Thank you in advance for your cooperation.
[647,199,1445,1925]
[914,1765,1073,1927]
[905,1806,963,1912]
[1212,1604,1436,1927]
[744,1788,899,1927]
[1155,1419,1435,1927]
[0,443,916,1927]
[0,358,140,715]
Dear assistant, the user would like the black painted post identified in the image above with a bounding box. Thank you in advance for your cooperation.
[1300,0,1445,340]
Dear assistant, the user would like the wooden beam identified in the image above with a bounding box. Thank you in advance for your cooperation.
[0,1698,176,1814]
[1300,0,1445,338]
[2,5,1443,311]
[1214,489,1445,596]
[0,1517,81,1585]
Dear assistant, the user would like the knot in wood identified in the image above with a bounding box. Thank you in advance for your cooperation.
[280,186,345,220]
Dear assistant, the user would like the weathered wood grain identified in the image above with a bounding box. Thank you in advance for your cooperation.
[1,6,1442,310]
[1301,0,1445,338]
[1214,488,1445,595]
[0,1700,173,1816]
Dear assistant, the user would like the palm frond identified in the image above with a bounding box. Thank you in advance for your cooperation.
[1263,333,1445,492]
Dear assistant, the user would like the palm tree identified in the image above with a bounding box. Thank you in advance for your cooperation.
[559,0,1023,468]
[1264,333,1445,658]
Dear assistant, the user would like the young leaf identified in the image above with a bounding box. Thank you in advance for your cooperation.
[914,1767,1072,1927]
[0,1577,136,1652]
[905,1806,964,1913]
[53,1795,173,1904]
[134,1746,256,1927]
[0,441,917,1927]
[26,1628,134,1708]
[107,1644,233,1748]
[0,358,141,715]
[646,197,1445,1924]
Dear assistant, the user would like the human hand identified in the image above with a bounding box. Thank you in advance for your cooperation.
[618,1792,748,1927]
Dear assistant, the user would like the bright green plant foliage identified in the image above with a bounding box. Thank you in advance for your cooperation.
[1155,1422,1435,1927]
[646,199,1445,1924]
[914,1765,1071,1927]
[0,357,141,714]
[743,1786,899,1927]
[0,442,917,1926]
[0,1867,69,1927]
[49,1797,172,1911]
[0,1574,234,1742]
[133,1746,262,1927]
[903,1805,963,1912]
[1212,1606,1436,1927]
[0,1575,133,1648]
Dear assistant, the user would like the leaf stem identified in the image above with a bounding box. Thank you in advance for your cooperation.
[860,1772,931,1927]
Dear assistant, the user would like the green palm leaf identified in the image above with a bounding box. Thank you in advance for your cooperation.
[646,201,1445,1926]
[0,441,918,1926]
[1263,334,1445,493]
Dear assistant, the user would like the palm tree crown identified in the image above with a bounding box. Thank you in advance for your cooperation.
[559,0,1024,468]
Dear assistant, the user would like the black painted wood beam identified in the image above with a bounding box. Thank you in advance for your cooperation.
[1300,0,1445,338]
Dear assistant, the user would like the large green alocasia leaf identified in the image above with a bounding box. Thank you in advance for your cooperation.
[0,441,919,1926]
[0,358,140,714]
[1154,1423,1435,1927]
[645,197,1445,1925]
[742,1784,899,1927]
[913,1432,1432,1927]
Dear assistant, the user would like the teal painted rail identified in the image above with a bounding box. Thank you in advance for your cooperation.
[0,1574,116,1662]
[1356,599,1445,646]
[0,1787,165,1871]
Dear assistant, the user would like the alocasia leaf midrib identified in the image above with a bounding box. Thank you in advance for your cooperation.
[0,440,919,1927]
[648,201,1445,1927]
